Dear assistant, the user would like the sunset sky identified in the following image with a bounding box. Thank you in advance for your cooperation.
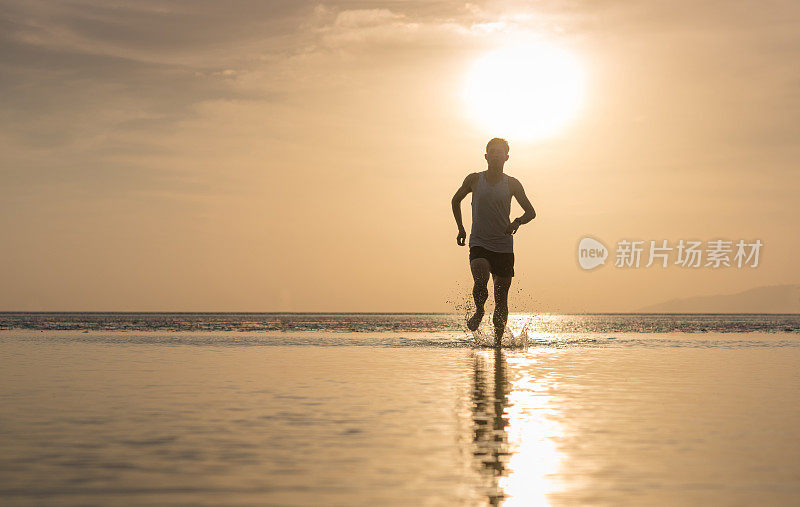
[1,0,798,312]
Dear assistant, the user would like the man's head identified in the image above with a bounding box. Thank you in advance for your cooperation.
[485,137,509,167]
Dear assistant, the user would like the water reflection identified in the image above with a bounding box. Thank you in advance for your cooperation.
[472,348,512,504]
[471,349,564,506]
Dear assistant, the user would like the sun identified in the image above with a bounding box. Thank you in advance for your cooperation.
[462,41,586,141]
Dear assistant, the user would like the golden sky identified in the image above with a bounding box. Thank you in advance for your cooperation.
[1,1,798,312]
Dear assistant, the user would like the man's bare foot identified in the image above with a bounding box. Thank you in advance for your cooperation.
[494,330,503,348]
[467,310,484,331]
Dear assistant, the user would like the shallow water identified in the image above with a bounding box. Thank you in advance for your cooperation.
[2,312,799,334]
[1,315,799,505]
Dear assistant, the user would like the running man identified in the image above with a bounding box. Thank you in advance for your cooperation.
[451,138,536,345]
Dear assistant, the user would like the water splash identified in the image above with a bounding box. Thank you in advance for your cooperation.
[467,316,532,349]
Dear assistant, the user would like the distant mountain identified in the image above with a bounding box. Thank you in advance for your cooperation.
[638,284,800,313]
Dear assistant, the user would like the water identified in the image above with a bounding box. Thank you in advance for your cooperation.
[1,312,798,347]
[2,312,799,334]
[1,313,799,505]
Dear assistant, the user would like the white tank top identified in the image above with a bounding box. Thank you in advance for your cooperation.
[469,171,513,253]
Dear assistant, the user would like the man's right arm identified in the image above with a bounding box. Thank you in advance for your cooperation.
[451,173,474,245]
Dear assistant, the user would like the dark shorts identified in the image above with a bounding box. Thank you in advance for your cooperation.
[469,246,515,278]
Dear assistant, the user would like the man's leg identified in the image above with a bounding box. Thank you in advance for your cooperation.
[492,275,513,346]
[467,258,491,331]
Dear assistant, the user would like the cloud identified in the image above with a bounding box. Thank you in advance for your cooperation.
[2,0,799,202]
[334,8,406,28]
[308,4,560,51]
[0,0,314,65]
[0,0,570,154]
[0,0,315,182]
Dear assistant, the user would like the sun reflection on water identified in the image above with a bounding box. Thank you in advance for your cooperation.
[471,348,565,505]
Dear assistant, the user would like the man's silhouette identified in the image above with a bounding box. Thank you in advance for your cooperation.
[451,138,536,346]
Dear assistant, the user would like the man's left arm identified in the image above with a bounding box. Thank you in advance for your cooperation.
[506,177,536,235]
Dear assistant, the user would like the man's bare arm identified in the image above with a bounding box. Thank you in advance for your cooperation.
[507,177,536,234]
[451,173,475,245]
